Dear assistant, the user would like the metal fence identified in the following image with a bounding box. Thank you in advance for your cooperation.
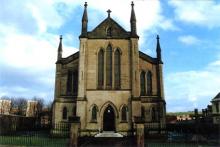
[0,123,70,147]
[144,123,220,147]
[0,122,219,147]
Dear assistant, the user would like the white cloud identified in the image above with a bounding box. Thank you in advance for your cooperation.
[178,35,200,45]
[62,0,177,45]
[0,85,54,101]
[0,0,173,71]
[0,0,169,102]
[165,59,220,112]
[157,18,179,31]
[0,0,191,105]
[0,26,77,71]
[169,0,220,28]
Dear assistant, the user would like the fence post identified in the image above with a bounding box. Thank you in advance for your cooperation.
[69,116,80,147]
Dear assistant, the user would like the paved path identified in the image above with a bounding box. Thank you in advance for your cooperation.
[79,137,135,147]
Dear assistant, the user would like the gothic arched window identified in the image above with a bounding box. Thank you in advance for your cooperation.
[92,106,97,121]
[72,71,78,95]
[98,49,104,89]
[152,107,157,122]
[140,71,146,95]
[72,105,76,116]
[106,44,112,89]
[147,71,152,95]
[141,106,145,118]
[67,70,78,95]
[215,103,219,113]
[67,71,72,95]
[114,49,120,89]
[121,106,127,121]
[62,107,67,120]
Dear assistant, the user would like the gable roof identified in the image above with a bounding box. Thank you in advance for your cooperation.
[56,51,79,64]
[212,92,220,102]
[87,17,131,39]
[139,51,158,64]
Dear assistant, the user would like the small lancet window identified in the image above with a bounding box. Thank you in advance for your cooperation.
[92,106,98,121]
[121,106,127,121]
[147,71,152,95]
[72,105,76,116]
[141,106,145,118]
[216,103,219,113]
[152,107,157,122]
[62,107,67,120]
[140,71,146,96]
[107,27,112,36]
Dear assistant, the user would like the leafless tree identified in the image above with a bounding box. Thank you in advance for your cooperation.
[32,97,45,118]
[13,97,27,115]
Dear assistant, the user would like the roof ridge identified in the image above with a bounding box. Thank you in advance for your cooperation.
[139,51,157,64]
[214,92,220,99]
[89,17,128,33]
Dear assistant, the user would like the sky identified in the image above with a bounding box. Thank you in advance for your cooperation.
[0,0,220,112]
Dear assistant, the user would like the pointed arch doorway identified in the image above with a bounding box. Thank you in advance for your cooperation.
[103,105,115,131]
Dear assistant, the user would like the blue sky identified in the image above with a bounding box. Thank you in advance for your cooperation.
[0,0,220,112]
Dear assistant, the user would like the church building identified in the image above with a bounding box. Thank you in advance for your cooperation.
[52,2,166,136]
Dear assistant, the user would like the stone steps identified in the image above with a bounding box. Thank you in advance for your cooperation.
[94,131,123,137]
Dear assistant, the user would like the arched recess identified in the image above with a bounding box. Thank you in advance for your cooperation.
[62,107,67,120]
[98,49,104,89]
[114,48,121,89]
[100,101,119,118]
[90,104,99,122]
[140,71,146,96]
[106,27,112,36]
[106,44,112,89]
[120,105,127,122]
[147,71,152,95]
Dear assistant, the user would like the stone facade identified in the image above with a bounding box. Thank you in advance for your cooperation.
[0,99,11,115]
[211,92,220,124]
[26,100,38,117]
[52,2,166,136]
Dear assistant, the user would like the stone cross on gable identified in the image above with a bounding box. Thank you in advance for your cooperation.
[107,9,111,18]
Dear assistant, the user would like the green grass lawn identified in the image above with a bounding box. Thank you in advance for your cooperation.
[1,136,218,147]
[146,142,219,147]
[0,135,69,147]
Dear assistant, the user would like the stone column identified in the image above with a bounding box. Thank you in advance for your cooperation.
[69,116,80,147]
[136,123,145,147]
[134,117,145,147]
